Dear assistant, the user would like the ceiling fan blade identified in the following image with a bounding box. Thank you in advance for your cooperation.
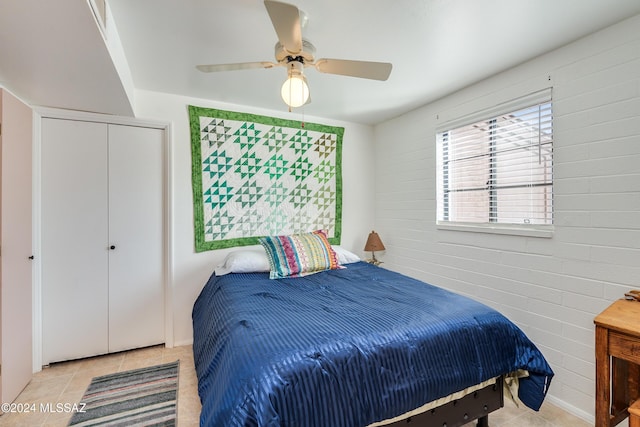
[196,62,278,72]
[314,59,393,81]
[264,0,302,54]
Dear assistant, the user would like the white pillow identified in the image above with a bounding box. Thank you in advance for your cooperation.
[332,245,361,264]
[215,250,271,275]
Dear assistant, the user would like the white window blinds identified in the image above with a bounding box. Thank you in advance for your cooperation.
[436,92,553,226]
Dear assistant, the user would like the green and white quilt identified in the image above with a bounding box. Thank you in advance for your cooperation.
[189,106,343,252]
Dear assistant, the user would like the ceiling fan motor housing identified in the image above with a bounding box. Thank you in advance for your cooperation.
[275,39,316,65]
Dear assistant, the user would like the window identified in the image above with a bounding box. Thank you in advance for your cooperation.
[436,93,553,228]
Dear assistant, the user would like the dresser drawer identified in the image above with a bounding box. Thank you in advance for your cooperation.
[610,331,640,365]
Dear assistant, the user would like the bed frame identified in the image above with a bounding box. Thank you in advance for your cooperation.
[383,377,504,427]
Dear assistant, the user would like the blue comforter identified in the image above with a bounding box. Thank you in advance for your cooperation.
[193,261,553,426]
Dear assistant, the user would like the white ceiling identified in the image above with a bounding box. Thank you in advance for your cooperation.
[1,1,640,125]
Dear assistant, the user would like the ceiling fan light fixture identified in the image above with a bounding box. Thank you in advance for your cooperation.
[281,62,309,108]
[281,75,309,108]
[196,1,393,110]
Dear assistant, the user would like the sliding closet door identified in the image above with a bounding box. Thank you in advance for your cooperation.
[107,124,164,352]
[41,118,109,364]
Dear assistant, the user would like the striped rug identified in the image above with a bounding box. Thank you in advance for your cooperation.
[68,361,179,426]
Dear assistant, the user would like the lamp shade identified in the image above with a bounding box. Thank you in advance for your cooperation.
[364,231,385,252]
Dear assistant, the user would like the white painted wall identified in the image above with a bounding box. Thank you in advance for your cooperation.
[373,14,640,423]
[133,90,376,347]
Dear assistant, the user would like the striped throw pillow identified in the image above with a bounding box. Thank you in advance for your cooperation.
[259,230,341,279]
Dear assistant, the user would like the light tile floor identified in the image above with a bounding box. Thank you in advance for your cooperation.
[0,345,591,427]
[0,345,200,427]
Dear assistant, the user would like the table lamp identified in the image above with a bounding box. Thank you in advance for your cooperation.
[364,230,385,265]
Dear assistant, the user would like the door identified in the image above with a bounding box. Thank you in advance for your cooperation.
[41,118,109,364]
[0,90,33,403]
[107,124,164,352]
[41,119,165,364]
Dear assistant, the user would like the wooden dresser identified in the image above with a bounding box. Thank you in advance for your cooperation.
[594,299,640,426]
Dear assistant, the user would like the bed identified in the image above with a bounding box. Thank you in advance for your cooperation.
[192,244,553,427]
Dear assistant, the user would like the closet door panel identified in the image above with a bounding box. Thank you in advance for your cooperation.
[0,90,33,403]
[107,124,164,352]
[41,119,109,364]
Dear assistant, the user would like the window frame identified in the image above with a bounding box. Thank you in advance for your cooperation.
[435,89,554,238]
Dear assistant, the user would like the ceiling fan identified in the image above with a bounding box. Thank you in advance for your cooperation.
[196,0,393,109]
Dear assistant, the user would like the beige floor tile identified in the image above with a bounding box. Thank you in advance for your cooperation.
[31,364,79,383]
[163,345,195,360]
[118,356,164,372]
[12,376,69,406]
[536,400,592,427]
[0,409,49,427]
[123,345,165,361]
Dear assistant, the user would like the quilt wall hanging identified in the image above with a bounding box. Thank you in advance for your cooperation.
[189,106,343,252]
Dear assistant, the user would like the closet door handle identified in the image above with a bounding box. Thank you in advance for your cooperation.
[110,245,116,250]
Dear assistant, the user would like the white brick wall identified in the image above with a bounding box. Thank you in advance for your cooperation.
[373,13,640,422]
